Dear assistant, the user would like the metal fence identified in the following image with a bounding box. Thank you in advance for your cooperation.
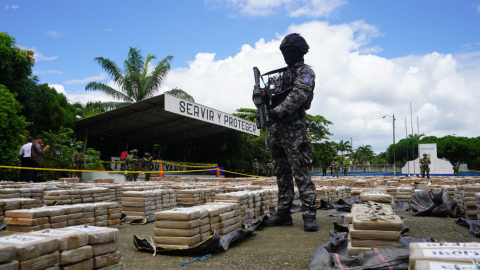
[311,164,399,174]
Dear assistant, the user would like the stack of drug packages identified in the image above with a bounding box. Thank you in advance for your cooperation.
[251,190,266,218]
[58,177,80,183]
[347,203,403,258]
[176,189,202,207]
[154,208,211,249]
[122,191,155,221]
[442,185,456,201]
[395,187,414,202]
[92,188,110,203]
[162,188,177,210]
[262,188,278,214]
[0,242,16,269]
[44,190,72,205]
[205,202,241,235]
[458,185,480,220]
[409,242,480,270]
[315,187,330,205]
[94,178,115,183]
[359,190,394,209]
[4,209,51,236]
[215,191,253,223]
[104,185,117,201]
[386,186,397,199]
[92,202,122,228]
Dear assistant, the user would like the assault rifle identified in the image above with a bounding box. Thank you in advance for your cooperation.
[252,67,270,149]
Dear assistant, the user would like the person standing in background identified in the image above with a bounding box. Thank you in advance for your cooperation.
[19,136,34,182]
[120,149,128,171]
[31,135,49,182]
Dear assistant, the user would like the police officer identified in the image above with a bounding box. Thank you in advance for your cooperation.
[259,33,318,231]
[141,152,153,181]
[127,149,139,181]
[72,145,85,180]
[331,157,340,178]
[266,159,274,177]
[420,153,431,180]
[322,164,327,176]
[453,164,459,176]
[253,159,260,176]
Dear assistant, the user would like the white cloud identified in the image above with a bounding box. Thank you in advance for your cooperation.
[462,43,471,50]
[63,73,108,85]
[210,0,347,17]
[46,31,62,38]
[105,28,113,32]
[33,70,63,75]
[19,46,58,61]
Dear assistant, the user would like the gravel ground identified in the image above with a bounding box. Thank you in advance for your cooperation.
[1,184,478,269]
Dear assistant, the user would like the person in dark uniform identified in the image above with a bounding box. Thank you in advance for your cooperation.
[259,33,318,231]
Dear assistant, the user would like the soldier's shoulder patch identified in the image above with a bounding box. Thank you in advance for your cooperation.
[37,145,40,148]
[303,74,312,83]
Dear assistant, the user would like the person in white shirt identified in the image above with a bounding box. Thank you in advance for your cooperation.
[19,136,34,182]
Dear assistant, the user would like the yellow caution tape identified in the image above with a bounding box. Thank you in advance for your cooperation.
[102,160,217,167]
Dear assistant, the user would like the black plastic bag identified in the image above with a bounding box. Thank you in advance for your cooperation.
[394,201,410,211]
[133,216,264,255]
[410,189,461,217]
[320,196,360,212]
[309,230,410,270]
[455,218,480,238]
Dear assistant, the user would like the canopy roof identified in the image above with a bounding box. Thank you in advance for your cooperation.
[75,94,256,145]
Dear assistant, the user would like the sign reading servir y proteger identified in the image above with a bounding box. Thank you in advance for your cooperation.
[164,94,260,136]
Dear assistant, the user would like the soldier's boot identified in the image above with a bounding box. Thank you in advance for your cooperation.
[303,216,319,232]
[261,208,293,227]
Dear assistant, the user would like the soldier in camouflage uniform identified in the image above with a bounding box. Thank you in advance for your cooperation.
[253,159,260,176]
[72,145,85,180]
[453,164,459,176]
[127,149,139,181]
[331,157,340,178]
[322,164,327,176]
[266,159,274,177]
[420,153,431,180]
[259,33,318,231]
[141,152,153,181]
[343,165,348,176]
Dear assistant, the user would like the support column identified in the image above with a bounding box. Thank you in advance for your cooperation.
[83,127,88,154]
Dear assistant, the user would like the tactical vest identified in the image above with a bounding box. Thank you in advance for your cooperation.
[75,152,85,163]
[264,63,315,121]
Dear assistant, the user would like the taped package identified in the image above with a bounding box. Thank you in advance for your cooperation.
[154,209,201,221]
[91,242,120,257]
[93,251,121,268]
[359,192,393,203]
[19,250,59,270]
[60,226,119,244]
[27,229,89,251]
[352,214,403,231]
[414,260,476,270]
[0,234,58,261]
[61,258,93,270]
[409,244,480,269]
[348,225,400,241]
[154,234,201,248]
[154,220,200,229]
[0,260,19,270]
[96,262,123,270]
[0,243,15,263]
[59,245,92,265]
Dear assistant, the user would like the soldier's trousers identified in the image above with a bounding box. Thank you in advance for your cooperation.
[270,122,316,217]
[344,171,348,176]
[145,170,151,181]
[74,162,84,180]
[421,168,430,179]
[333,169,339,177]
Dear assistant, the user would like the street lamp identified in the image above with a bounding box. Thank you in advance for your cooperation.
[383,114,396,175]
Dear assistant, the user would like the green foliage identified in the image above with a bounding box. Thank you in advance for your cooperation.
[73,101,118,119]
[386,137,420,164]
[0,32,45,123]
[0,84,30,180]
[373,152,388,165]
[355,144,374,165]
[312,141,337,167]
[335,140,352,156]
[39,127,101,181]
[30,84,77,135]
[85,47,173,107]
[306,114,333,142]
[165,88,195,102]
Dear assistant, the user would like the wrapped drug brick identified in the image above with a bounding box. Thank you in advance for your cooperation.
[44,190,72,205]
[43,207,68,229]
[0,243,16,269]
[409,242,480,269]
[122,191,155,221]
[154,208,205,248]
[176,189,200,207]
[0,234,58,263]
[4,209,51,235]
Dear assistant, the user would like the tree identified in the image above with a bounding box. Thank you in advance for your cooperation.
[0,32,46,123]
[336,140,352,156]
[409,133,426,140]
[165,88,195,102]
[355,144,374,165]
[85,47,173,108]
[306,114,333,142]
[73,101,117,119]
[30,84,77,135]
[0,84,30,180]
[373,152,388,164]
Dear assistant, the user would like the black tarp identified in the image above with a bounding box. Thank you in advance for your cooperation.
[133,216,264,255]
[394,201,410,211]
[410,189,461,217]
[309,230,434,270]
[319,196,360,211]
[455,218,480,238]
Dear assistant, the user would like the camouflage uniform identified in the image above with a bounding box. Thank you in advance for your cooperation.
[72,147,85,180]
[331,159,340,178]
[127,150,139,181]
[269,62,317,218]
[141,153,153,181]
[343,166,348,176]
[420,154,431,179]
[266,160,274,177]
[253,160,260,176]
[322,164,327,176]
[453,165,459,176]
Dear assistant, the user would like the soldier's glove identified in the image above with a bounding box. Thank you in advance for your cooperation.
[269,109,279,121]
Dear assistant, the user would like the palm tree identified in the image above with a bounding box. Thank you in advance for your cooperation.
[336,140,352,156]
[85,47,173,108]
[165,88,195,102]
[356,144,374,165]
[409,133,426,140]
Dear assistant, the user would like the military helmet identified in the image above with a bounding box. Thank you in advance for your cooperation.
[144,152,150,156]
[129,150,133,154]
[334,157,338,160]
[423,153,427,156]
[76,145,82,150]
[133,149,138,153]
[279,33,309,54]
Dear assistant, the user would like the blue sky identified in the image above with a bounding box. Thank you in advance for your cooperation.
[2,0,480,153]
